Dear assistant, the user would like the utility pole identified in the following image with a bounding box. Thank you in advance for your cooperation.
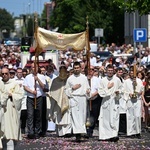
[133,12,136,54]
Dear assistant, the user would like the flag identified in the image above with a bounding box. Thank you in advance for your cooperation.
[34,27,86,51]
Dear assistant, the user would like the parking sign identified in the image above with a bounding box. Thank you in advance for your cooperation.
[133,28,147,42]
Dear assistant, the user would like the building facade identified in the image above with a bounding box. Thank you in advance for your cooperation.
[124,11,150,47]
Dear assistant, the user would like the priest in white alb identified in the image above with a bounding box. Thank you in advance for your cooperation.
[123,66,144,138]
[0,68,24,149]
[98,64,122,142]
[65,62,90,142]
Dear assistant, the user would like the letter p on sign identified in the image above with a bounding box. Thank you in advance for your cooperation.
[136,30,144,40]
[133,28,147,42]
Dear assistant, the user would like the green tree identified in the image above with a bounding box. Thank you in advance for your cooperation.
[50,0,80,33]
[27,16,34,37]
[113,0,150,15]
[46,0,124,45]
[0,8,14,38]
[41,6,47,29]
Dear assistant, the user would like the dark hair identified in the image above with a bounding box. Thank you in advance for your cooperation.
[48,59,53,63]
[73,61,81,68]
[47,65,54,72]
[145,77,150,91]
[61,61,65,65]
[137,71,145,80]
[59,65,67,71]
[116,67,123,72]
[17,67,22,71]
[129,66,134,72]
[22,68,28,73]
[40,66,46,69]
[106,64,114,70]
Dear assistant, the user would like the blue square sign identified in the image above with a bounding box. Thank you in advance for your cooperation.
[133,28,147,42]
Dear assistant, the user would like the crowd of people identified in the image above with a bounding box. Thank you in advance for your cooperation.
[0,42,150,149]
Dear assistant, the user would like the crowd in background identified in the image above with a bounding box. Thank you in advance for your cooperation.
[0,41,150,148]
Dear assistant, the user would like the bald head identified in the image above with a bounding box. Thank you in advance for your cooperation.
[1,67,10,82]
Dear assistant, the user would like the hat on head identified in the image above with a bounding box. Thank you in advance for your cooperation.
[115,58,120,63]
[8,64,13,69]
[9,68,16,73]
[2,52,7,55]
[4,62,9,66]
[97,55,100,59]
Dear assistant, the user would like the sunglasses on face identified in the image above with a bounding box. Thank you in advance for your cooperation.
[90,68,94,71]
[2,73,9,75]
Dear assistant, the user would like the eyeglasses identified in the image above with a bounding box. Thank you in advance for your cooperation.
[90,68,94,71]
[2,73,8,75]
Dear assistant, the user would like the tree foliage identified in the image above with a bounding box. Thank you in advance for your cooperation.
[27,16,34,37]
[47,0,124,45]
[113,0,150,15]
[0,8,14,37]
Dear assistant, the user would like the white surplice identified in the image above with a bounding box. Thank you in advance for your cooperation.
[65,73,90,134]
[0,79,24,149]
[123,78,144,136]
[98,76,122,140]
[0,80,6,149]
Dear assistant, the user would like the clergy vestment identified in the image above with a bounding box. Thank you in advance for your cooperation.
[123,77,144,136]
[0,79,24,149]
[0,80,6,149]
[65,73,90,134]
[47,77,70,136]
[98,76,122,140]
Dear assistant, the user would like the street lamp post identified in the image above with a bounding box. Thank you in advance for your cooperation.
[133,12,136,54]
[28,3,31,15]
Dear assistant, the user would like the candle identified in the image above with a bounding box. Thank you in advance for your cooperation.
[133,64,136,77]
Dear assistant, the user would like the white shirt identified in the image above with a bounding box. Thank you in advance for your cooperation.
[23,73,46,98]
[141,55,150,65]
[90,76,99,94]
[90,57,97,66]
[94,61,102,67]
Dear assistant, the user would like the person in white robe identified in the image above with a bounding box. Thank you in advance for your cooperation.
[14,68,27,136]
[98,64,122,142]
[65,61,90,142]
[46,65,57,132]
[0,67,24,150]
[123,67,144,138]
[115,67,127,135]
[0,80,6,149]
[47,66,70,136]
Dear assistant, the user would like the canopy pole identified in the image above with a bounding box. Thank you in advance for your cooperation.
[85,16,91,128]
[34,12,38,109]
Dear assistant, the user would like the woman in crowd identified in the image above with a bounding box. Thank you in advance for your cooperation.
[142,77,150,129]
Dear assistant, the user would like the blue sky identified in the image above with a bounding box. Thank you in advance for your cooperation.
[0,0,50,17]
